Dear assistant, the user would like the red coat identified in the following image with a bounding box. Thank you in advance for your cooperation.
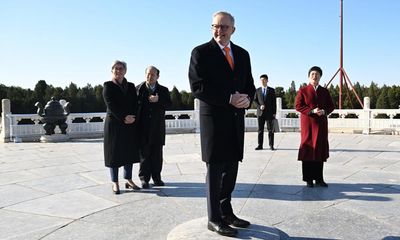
[295,84,334,162]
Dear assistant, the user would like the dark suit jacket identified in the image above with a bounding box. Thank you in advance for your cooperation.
[189,38,256,163]
[136,81,171,146]
[254,86,276,120]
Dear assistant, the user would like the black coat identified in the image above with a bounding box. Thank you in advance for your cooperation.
[189,38,256,163]
[136,81,171,146]
[103,80,139,167]
[254,86,276,120]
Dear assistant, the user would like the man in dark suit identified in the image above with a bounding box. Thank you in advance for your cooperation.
[189,11,256,237]
[254,74,277,150]
[136,66,171,189]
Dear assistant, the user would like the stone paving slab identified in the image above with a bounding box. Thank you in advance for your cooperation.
[4,190,117,219]
[0,210,71,240]
[167,217,284,240]
[0,132,399,239]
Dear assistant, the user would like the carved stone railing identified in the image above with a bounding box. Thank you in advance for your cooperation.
[1,97,400,142]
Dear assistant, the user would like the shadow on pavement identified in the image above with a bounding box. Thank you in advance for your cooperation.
[134,182,399,202]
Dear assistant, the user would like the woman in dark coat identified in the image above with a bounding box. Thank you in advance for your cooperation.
[103,60,140,194]
[295,66,335,188]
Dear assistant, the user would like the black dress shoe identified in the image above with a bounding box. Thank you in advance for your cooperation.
[306,181,314,188]
[255,146,263,150]
[315,180,328,187]
[207,221,237,237]
[223,215,250,228]
[270,146,275,151]
[153,180,165,186]
[141,181,150,189]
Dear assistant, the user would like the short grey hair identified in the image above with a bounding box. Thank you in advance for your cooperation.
[213,11,235,26]
[145,65,160,76]
[111,60,127,71]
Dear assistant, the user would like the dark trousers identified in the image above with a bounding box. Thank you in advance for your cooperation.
[206,161,239,223]
[302,161,324,182]
[109,163,133,182]
[257,116,274,148]
[139,144,163,183]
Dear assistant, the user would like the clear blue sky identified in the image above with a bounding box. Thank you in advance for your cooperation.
[1,0,399,91]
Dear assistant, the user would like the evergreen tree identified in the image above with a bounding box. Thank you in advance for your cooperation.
[66,82,80,112]
[387,86,400,109]
[368,82,379,109]
[352,82,364,109]
[328,85,339,109]
[0,84,7,111]
[170,86,182,110]
[180,90,194,110]
[284,81,297,109]
[94,84,105,112]
[33,80,48,105]
[78,84,97,112]
[7,86,29,114]
[376,85,390,109]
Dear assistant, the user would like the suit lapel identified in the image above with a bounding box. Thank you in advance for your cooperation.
[231,43,239,74]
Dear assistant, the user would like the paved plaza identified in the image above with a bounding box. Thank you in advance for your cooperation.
[0,132,400,240]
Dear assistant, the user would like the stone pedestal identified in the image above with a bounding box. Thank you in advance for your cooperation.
[40,134,70,143]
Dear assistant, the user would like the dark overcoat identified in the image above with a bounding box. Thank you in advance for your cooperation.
[189,38,256,163]
[254,86,276,120]
[295,84,335,162]
[136,81,171,146]
[103,80,139,167]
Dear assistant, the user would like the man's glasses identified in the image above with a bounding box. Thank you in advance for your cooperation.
[211,24,232,31]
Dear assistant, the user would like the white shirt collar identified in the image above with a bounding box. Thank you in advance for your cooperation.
[311,84,319,91]
[216,42,231,50]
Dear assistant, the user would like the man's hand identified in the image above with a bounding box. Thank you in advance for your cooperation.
[124,115,136,124]
[149,93,159,103]
[230,92,250,108]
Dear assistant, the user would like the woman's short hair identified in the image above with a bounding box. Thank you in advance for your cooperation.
[308,66,322,77]
[111,60,127,71]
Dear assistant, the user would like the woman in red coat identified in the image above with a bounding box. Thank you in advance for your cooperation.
[295,66,334,187]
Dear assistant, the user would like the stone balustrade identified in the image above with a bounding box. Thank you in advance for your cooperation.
[1,97,400,142]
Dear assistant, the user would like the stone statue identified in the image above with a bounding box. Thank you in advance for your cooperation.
[35,97,71,135]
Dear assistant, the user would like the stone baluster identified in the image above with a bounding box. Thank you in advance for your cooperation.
[363,97,371,134]
[276,97,282,131]
[1,99,11,142]
[194,98,200,133]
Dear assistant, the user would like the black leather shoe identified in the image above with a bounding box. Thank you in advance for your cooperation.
[141,181,150,189]
[306,181,314,188]
[255,146,263,150]
[223,215,250,228]
[207,221,237,237]
[270,146,275,151]
[153,180,165,186]
[315,180,328,187]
